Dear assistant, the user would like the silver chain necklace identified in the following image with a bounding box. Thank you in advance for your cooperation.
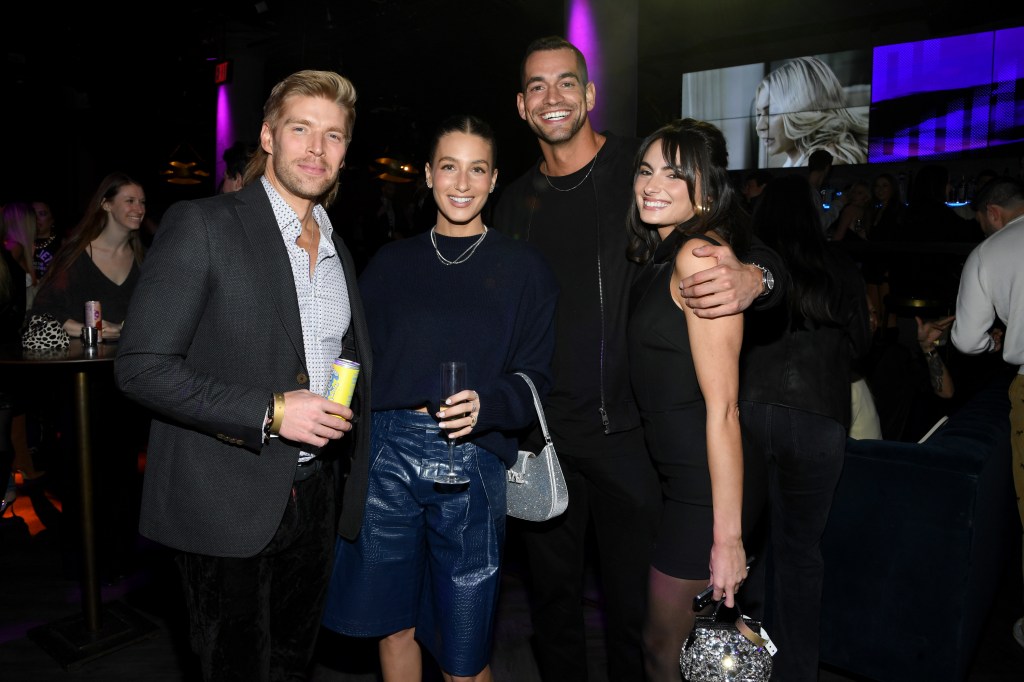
[543,153,598,192]
[430,226,489,266]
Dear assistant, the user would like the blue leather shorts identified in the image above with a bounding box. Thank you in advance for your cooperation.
[321,409,506,676]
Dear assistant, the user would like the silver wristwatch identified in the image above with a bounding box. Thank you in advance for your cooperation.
[752,263,774,298]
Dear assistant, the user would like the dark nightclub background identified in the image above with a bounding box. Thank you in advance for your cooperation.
[4,1,1024,229]
[2,1,562,226]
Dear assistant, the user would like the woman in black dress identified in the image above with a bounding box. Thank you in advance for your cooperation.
[625,118,758,681]
[30,172,150,579]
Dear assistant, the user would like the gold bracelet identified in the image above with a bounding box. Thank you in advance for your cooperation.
[270,393,285,435]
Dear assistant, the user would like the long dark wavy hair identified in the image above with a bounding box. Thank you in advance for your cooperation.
[40,171,146,288]
[626,118,750,265]
[751,174,843,326]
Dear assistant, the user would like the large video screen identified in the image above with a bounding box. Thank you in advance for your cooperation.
[680,50,871,170]
[869,27,1024,163]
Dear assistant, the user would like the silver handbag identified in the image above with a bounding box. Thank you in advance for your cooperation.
[680,599,775,682]
[506,372,568,522]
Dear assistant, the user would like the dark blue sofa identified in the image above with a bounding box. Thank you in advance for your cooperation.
[819,375,1017,682]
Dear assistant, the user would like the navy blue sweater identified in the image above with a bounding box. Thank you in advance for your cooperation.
[359,228,558,466]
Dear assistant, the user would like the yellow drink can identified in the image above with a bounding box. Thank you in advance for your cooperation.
[326,358,360,417]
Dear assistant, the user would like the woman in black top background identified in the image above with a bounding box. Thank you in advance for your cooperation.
[739,174,872,681]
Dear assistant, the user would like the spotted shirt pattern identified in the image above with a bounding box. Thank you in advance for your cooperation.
[261,176,351,461]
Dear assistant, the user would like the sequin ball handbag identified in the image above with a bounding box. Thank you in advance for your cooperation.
[680,598,776,682]
[506,372,568,522]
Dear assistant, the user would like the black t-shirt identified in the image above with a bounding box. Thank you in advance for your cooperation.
[493,133,645,453]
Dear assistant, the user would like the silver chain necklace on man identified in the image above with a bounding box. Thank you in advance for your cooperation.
[430,226,489,266]
[543,152,598,192]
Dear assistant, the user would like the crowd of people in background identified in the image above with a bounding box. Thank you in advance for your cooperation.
[2,32,1023,682]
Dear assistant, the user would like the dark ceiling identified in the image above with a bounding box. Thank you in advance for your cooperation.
[4,1,1024,216]
[3,1,562,215]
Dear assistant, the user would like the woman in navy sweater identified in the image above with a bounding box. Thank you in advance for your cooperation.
[322,114,558,682]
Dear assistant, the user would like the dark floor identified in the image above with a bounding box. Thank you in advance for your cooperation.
[2,477,1023,681]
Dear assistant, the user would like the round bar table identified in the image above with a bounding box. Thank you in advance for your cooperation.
[0,339,157,668]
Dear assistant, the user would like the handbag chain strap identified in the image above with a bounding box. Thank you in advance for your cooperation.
[514,372,553,448]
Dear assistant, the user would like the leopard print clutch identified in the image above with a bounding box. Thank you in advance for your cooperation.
[21,313,70,350]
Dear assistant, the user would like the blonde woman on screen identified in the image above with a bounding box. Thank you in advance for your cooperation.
[755,56,868,168]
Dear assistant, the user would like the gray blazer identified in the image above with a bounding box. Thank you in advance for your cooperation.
[116,181,372,557]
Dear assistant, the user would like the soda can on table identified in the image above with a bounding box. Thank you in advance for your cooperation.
[326,358,360,418]
[85,300,102,330]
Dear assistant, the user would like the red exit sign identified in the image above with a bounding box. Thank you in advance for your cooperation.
[214,60,233,85]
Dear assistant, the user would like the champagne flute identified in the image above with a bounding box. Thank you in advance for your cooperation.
[436,361,470,485]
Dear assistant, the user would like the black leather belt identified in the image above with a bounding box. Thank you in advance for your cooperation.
[293,458,322,482]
